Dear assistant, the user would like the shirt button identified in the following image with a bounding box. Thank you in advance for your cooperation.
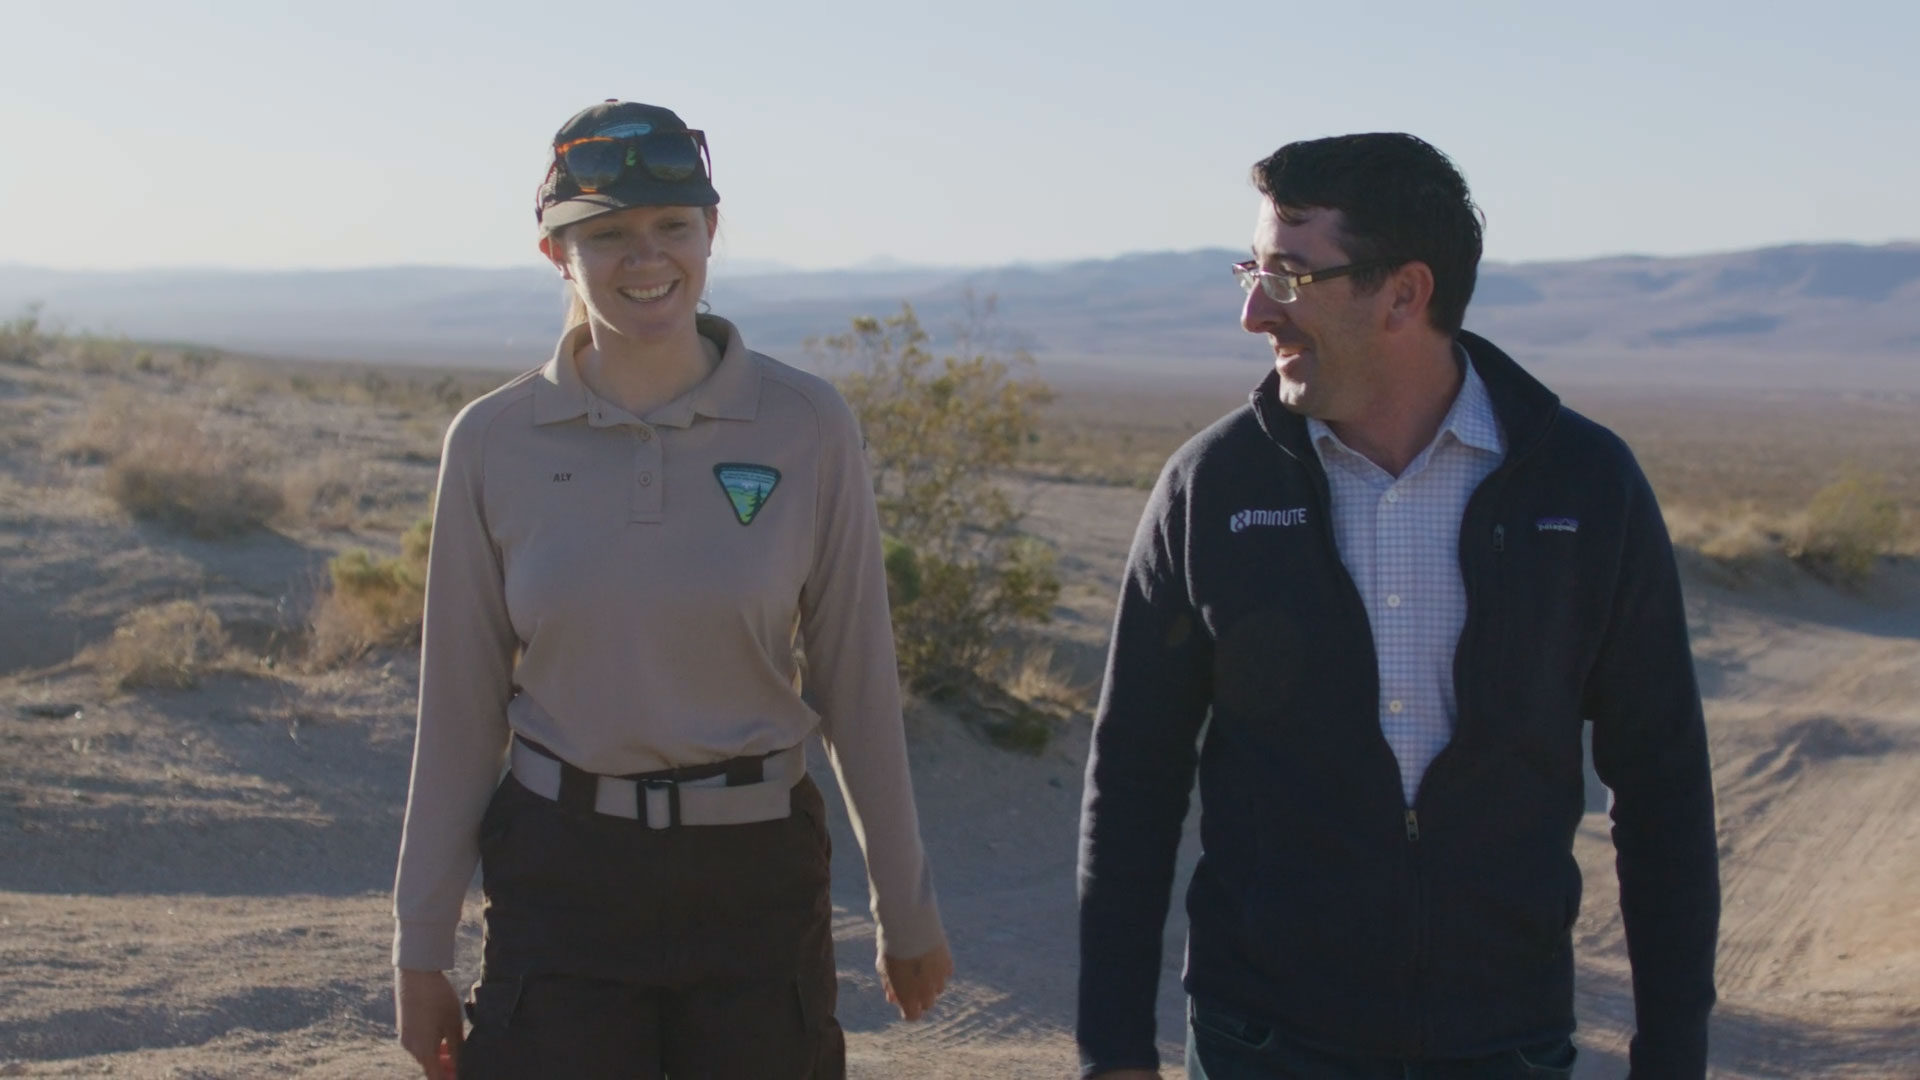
[1389,700,1404,714]
[1385,488,1400,504]
[637,427,653,442]
[638,471,653,487]
[1387,594,1402,608]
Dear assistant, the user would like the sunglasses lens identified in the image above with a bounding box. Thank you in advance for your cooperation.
[639,133,703,182]
[562,140,626,192]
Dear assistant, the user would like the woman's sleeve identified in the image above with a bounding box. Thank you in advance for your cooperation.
[798,388,947,962]
[391,403,519,971]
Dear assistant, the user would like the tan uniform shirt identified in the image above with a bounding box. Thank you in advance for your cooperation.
[392,315,944,972]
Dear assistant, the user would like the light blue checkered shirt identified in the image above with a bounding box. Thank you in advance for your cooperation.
[1306,350,1506,804]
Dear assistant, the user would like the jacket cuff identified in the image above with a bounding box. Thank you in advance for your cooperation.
[1080,1050,1162,1079]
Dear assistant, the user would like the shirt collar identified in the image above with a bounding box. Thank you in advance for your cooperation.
[531,313,761,429]
[1440,344,1505,456]
[1306,343,1506,465]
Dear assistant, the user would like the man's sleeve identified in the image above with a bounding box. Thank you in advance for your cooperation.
[1077,466,1213,1077]
[1584,455,1720,1077]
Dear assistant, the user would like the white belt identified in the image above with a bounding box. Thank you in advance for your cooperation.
[509,738,805,829]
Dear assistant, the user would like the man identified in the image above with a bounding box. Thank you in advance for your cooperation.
[1077,134,1719,1079]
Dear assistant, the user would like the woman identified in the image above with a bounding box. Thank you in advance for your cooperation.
[391,100,952,1079]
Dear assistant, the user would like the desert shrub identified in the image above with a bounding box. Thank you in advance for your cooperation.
[65,394,285,537]
[278,452,360,530]
[1,303,47,365]
[181,348,219,377]
[94,600,229,690]
[309,517,431,663]
[68,334,137,374]
[58,387,142,464]
[813,299,1060,699]
[108,460,284,538]
[1790,466,1902,586]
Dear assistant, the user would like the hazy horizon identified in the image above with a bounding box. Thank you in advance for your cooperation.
[7,236,1919,279]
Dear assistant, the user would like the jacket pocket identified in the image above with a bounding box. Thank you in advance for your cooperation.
[464,975,524,1030]
[1188,998,1275,1052]
[1512,1036,1577,1075]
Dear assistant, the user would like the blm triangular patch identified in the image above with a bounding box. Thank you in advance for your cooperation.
[713,463,781,525]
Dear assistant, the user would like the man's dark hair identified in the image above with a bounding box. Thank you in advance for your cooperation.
[1251,133,1483,335]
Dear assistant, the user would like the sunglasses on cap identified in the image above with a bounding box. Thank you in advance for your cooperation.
[554,127,712,193]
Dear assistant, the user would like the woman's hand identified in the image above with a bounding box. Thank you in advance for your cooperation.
[394,967,463,1079]
[878,942,953,1021]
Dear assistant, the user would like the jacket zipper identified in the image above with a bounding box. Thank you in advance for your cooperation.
[1409,505,1513,1054]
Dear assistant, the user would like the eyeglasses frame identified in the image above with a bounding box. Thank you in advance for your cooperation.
[1233,258,1400,304]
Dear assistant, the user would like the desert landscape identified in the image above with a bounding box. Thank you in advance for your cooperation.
[2,325,1917,1079]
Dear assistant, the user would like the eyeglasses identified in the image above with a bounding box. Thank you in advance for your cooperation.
[554,129,711,193]
[1233,259,1394,304]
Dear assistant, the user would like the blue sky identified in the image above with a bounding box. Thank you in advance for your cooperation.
[2,0,1914,272]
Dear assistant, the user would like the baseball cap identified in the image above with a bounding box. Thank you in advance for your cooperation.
[536,100,720,233]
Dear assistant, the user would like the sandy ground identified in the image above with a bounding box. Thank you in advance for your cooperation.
[3,357,1918,1077]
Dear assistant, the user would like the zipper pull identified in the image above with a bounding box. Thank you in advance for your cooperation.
[1492,524,1505,552]
[1405,809,1420,842]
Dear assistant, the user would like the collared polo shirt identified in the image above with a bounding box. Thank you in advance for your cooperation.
[393,315,944,972]
[1307,351,1506,803]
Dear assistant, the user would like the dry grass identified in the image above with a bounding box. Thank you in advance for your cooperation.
[1000,642,1095,717]
[1665,505,1800,589]
[89,600,230,690]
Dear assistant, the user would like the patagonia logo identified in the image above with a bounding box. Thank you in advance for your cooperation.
[1536,517,1580,534]
[1229,507,1309,533]
[714,463,781,526]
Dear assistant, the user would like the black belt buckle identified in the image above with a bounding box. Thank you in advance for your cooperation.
[642,778,680,828]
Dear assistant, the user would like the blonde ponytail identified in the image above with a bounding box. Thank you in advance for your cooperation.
[563,289,589,332]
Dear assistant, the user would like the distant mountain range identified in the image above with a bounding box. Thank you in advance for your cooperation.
[4,242,1916,390]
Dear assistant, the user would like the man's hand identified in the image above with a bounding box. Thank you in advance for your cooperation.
[878,942,953,1021]
[394,968,463,1079]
